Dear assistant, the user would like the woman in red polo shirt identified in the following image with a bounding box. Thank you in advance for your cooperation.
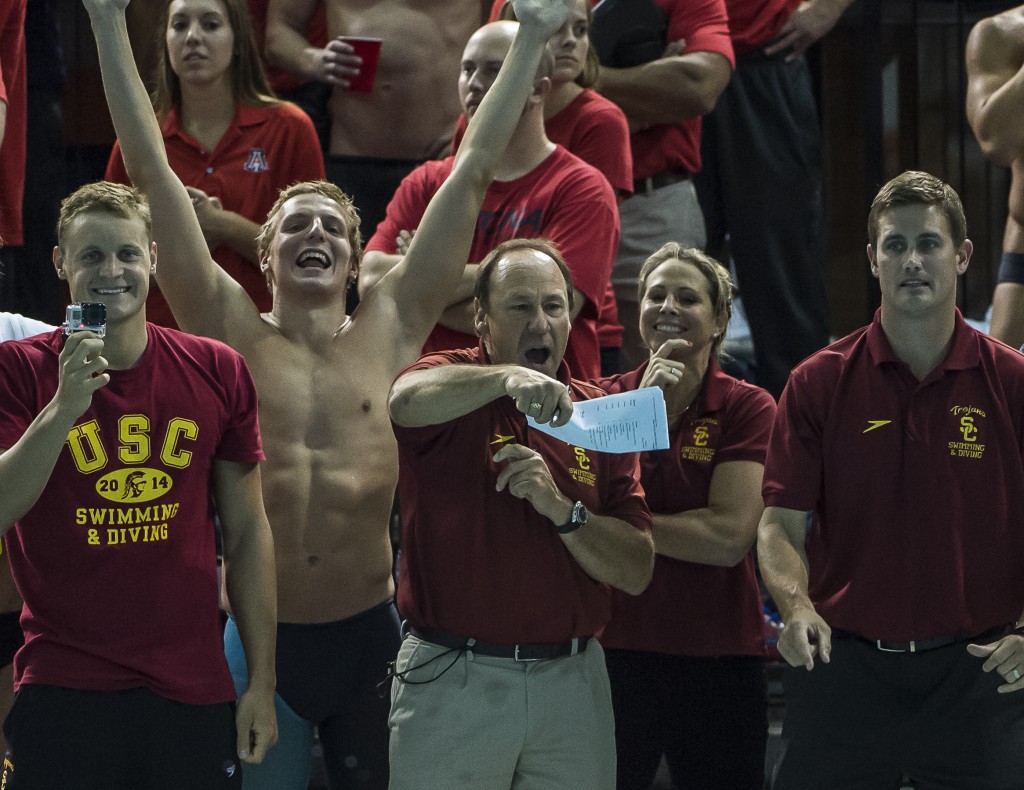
[105,0,325,327]
[595,243,776,790]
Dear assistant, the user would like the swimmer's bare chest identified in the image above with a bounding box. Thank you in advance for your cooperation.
[239,335,401,621]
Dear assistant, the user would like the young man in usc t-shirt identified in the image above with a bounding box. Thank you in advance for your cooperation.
[0,181,277,788]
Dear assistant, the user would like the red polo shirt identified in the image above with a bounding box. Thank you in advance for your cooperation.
[393,345,652,644]
[367,146,619,380]
[597,360,774,656]
[763,310,1024,641]
[723,0,801,55]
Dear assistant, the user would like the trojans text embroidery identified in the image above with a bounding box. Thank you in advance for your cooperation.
[947,405,986,459]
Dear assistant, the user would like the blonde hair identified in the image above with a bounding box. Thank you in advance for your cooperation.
[637,243,734,358]
[57,182,152,250]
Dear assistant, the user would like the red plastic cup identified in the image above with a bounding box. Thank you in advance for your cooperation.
[343,37,383,93]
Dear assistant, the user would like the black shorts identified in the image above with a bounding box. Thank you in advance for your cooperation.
[0,611,23,670]
[2,685,241,789]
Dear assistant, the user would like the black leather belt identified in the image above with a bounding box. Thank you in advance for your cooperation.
[833,624,1010,654]
[409,626,589,662]
[632,169,691,195]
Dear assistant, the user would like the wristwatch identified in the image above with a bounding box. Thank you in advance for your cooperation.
[555,501,589,534]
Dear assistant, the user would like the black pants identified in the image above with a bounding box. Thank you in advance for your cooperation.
[695,49,829,400]
[605,648,767,790]
[773,636,1024,789]
[3,685,240,789]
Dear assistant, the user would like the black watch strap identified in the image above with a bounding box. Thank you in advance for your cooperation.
[555,501,588,534]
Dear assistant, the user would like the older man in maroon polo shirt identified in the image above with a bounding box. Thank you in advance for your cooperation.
[388,238,653,789]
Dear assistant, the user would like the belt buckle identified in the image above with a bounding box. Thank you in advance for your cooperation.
[514,644,543,662]
[876,639,915,653]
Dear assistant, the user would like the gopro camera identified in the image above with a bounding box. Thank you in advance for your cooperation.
[62,302,107,338]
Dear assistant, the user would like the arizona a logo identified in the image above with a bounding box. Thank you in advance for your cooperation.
[244,148,269,173]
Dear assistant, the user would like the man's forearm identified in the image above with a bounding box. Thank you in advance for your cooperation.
[437,300,478,335]
[598,53,730,127]
[561,513,654,596]
[207,211,261,267]
[757,518,814,622]
[224,525,277,690]
[265,0,322,82]
[0,401,79,533]
[389,364,513,427]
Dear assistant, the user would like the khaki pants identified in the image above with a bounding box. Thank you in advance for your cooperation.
[388,635,616,789]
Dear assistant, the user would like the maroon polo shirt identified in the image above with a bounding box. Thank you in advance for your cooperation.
[392,346,652,644]
[763,310,1024,641]
[597,360,774,656]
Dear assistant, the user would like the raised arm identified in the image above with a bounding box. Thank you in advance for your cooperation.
[757,505,831,670]
[368,0,573,353]
[84,0,254,339]
[966,15,1024,168]
[213,459,278,764]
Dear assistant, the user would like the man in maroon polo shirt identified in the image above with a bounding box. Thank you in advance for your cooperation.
[387,237,653,789]
[758,171,1024,788]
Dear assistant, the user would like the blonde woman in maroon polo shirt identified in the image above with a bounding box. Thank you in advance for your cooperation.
[595,243,775,790]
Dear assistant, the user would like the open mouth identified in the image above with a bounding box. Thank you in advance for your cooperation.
[93,287,130,295]
[525,348,551,366]
[654,323,684,334]
[900,279,928,288]
[297,251,330,269]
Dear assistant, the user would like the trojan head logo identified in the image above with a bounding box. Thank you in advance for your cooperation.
[96,468,173,503]
[121,471,148,500]
[244,147,269,173]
